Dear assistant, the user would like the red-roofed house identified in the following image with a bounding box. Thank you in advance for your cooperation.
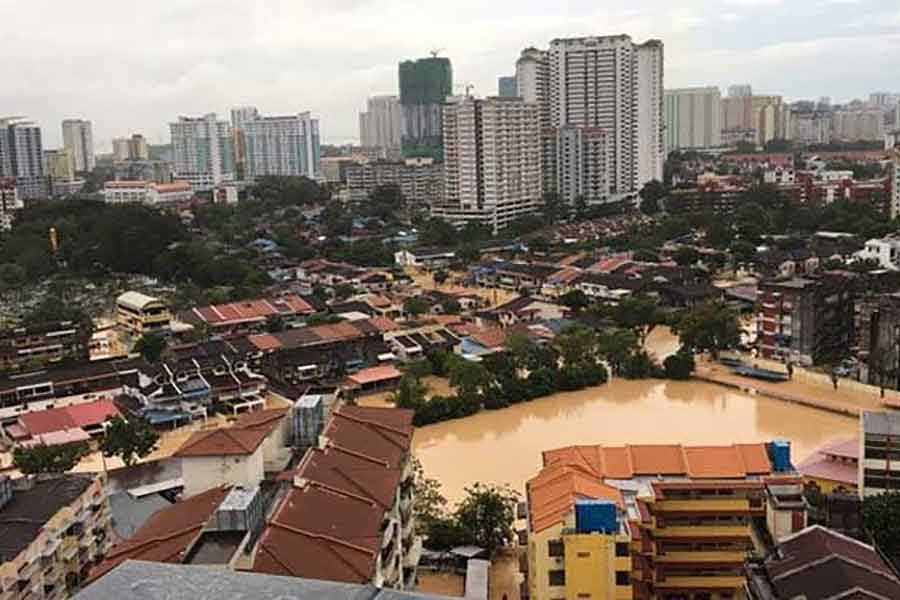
[6,399,120,445]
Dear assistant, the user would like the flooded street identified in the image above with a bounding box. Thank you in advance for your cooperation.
[408,329,857,504]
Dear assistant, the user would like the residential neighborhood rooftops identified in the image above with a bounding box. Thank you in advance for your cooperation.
[174,427,270,457]
[527,465,624,533]
[116,291,164,311]
[16,398,120,437]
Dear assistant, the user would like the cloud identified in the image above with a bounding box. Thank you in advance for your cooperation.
[0,0,898,149]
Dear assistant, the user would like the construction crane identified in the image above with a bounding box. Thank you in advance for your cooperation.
[430,48,445,58]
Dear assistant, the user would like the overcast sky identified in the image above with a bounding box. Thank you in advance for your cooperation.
[2,0,899,151]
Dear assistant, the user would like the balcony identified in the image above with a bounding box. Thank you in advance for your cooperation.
[654,551,746,564]
[654,525,750,538]
[655,499,750,512]
[656,575,745,589]
[17,559,40,582]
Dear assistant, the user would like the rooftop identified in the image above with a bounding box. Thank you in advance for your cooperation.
[863,410,900,436]
[77,560,451,600]
[17,398,120,436]
[0,476,95,562]
[174,427,270,458]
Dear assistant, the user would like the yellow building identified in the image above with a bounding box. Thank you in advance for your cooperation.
[796,438,858,495]
[526,465,632,600]
[44,148,75,180]
[525,443,806,600]
[115,291,171,336]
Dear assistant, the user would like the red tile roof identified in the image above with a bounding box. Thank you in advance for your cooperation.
[541,443,772,480]
[90,486,231,581]
[323,407,414,469]
[527,464,623,533]
[174,427,269,457]
[18,399,120,436]
[232,407,289,435]
[346,365,402,386]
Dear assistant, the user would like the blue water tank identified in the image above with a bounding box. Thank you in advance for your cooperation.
[574,500,617,534]
[770,440,792,472]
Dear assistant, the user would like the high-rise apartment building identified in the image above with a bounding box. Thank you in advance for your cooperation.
[721,95,791,145]
[832,109,885,142]
[43,148,75,181]
[112,134,149,162]
[398,56,453,160]
[892,148,900,219]
[546,35,664,201]
[61,119,95,172]
[240,110,321,179]
[728,84,753,98]
[0,178,22,231]
[516,47,550,129]
[433,96,541,233]
[170,113,235,191]
[859,410,900,498]
[230,106,259,180]
[545,126,610,204]
[0,118,45,199]
[359,95,402,150]
[664,87,722,150]
[497,76,518,98]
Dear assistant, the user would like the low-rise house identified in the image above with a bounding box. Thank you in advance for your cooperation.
[102,180,193,206]
[178,295,316,336]
[480,296,568,327]
[0,475,112,599]
[5,399,120,447]
[174,408,291,496]
[797,438,858,495]
[473,261,563,291]
[745,525,900,599]
[854,237,900,270]
[0,321,91,374]
[394,248,456,270]
[115,292,171,336]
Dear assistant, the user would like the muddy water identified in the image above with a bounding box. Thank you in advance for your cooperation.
[411,329,856,504]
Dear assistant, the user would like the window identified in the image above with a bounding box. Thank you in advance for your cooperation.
[615,542,629,557]
[548,540,565,557]
[548,570,566,586]
[576,551,590,558]
[615,571,629,586]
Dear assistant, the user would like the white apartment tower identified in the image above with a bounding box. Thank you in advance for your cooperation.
[545,35,664,203]
[516,47,550,129]
[664,87,722,151]
[240,110,321,179]
[170,113,235,191]
[546,126,610,205]
[359,95,402,149]
[0,118,45,199]
[434,97,542,233]
[61,119,95,172]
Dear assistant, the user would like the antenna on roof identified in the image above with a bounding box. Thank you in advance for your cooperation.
[430,48,445,58]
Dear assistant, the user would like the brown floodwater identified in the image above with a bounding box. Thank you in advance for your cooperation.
[408,329,857,504]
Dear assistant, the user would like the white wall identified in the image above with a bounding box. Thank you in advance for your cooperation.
[181,448,264,497]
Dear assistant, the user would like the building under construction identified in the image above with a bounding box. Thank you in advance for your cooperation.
[398,56,452,160]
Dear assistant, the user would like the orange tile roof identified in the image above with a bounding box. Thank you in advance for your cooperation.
[469,327,507,349]
[542,443,772,480]
[232,407,289,434]
[174,427,269,457]
[346,365,402,386]
[248,333,282,351]
[527,465,623,533]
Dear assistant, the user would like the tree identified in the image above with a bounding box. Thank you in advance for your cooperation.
[559,290,590,311]
[863,491,900,559]
[333,283,357,300]
[448,357,488,405]
[13,442,88,475]
[639,180,666,215]
[391,374,429,410]
[673,301,741,359]
[664,348,696,380]
[633,249,660,263]
[433,270,449,286]
[730,240,757,265]
[672,247,700,267]
[542,191,569,223]
[454,483,519,555]
[440,298,462,315]
[134,332,167,363]
[597,328,640,376]
[99,416,160,467]
[612,296,664,348]
[403,296,430,317]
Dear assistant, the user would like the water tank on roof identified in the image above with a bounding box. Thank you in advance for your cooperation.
[770,440,792,472]
[574,500,617,534]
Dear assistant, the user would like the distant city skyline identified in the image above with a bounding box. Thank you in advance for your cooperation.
[2,0,899,149]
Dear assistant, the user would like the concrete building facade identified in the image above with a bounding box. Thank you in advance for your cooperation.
[170,113,235,191]
[664,87,722,150]
[433,96,542,233]
[398,56,452,160]
[359,95,402,150]
[516,47,550,129]
[346,158,442,205]
[61,119,95,172]
[241,111,321,180]
[0,118,45,199]
[0,178,22,231]
[859,410,900,498]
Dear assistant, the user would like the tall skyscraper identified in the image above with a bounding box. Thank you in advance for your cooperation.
[546,35,664,201]
[721,95,791,145]
[112,134,149,162]
[433,96,542,233]
[61,119,95,172]
[516,47,549,128]
[43,148,75,180]
[546,126,610,205]
[241,111,321,179]
[0,118,45,199]
[170,113,234,191]
[498,76,518,98]
[359,95,402,149]
[664,87,723,150]
[398,56,453,160]
[728,84,753,98]
[230,106,259,180]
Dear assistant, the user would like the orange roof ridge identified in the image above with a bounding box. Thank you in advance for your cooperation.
[104,523,203,560]
[267,520,377,558]
[299,479,380,509]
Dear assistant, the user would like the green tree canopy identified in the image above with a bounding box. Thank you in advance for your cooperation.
[13,442,88,475]
[403,296,431,317]
[863,491,900,559]
[99,416,160,467]
[134,332,167,363]
[672,301,741,359]
[454,483,519,555]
